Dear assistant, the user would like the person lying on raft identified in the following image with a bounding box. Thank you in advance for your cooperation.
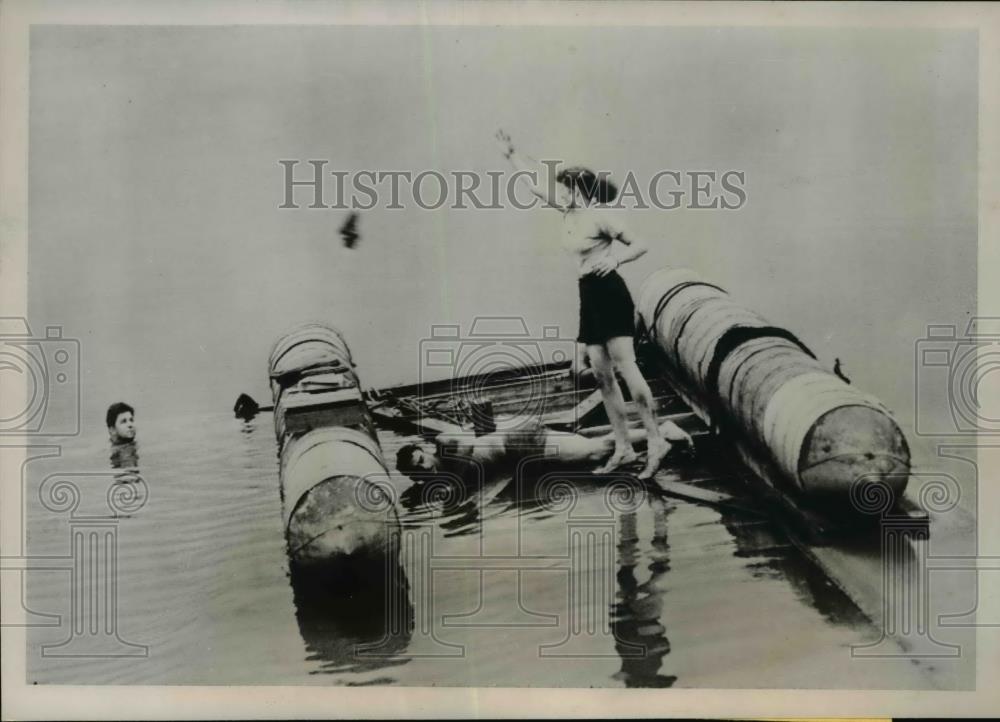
[395,419,693,481]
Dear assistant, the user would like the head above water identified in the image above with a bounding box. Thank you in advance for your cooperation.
[556,166,618,206]
[396,443,439,478]
[106,402,136,443]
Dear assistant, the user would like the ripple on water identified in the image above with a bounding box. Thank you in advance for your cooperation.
[25,417,927,687]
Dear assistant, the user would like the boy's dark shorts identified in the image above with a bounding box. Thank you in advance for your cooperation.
[577,271,636,345]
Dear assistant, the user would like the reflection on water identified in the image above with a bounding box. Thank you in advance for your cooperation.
[109,440,139,471]
[713,501,872,628]
[290,554,413,677]
[25,416,932,687]
[109,439,143,487]
[612,504,676,688]
[399,469,510,537]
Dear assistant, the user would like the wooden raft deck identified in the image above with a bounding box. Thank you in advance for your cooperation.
[366,360,763,518]
[363,354,944,675]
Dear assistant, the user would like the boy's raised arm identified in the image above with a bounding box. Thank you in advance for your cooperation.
[496,129,568,210]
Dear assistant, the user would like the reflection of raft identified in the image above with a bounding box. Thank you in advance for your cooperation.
[637,266,912,514]
[269,323,398,566]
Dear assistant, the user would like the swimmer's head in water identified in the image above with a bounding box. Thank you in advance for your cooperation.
[556,166,619,205]
[106,402,136,443]
[396,443,439,478]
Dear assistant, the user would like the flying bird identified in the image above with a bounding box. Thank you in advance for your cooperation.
[339,212,360,249]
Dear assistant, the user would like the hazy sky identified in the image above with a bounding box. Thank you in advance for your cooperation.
[28,25,976,430]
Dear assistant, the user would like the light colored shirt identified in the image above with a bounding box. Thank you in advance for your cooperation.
[560,207,630,277]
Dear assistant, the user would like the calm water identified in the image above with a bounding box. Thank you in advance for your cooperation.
[20,25,978,689]
[23,411,944,688]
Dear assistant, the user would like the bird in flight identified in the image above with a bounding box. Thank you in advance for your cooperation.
[339,212,360,249]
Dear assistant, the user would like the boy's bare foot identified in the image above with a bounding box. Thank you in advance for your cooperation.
[656,420,695,457]
[638,440,671,480]
[593,445,638,474]
[672,431,694,456]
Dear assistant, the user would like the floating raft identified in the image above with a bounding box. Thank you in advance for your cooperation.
[350,316,930,656]
[368,359,704,442]
[265,269,920,568]
[269,323,398,566]
[637,266,912,514]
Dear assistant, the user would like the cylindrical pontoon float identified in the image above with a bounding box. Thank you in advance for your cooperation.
[268,323,397,567]
[637,267,910,507]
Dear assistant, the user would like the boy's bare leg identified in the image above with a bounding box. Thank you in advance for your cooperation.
[541,431,615,464]
[607,337,669,479]
[587,344,638,473]
[542,422,694,468]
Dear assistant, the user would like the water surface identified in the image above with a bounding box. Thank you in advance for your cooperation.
[25,412,938,688]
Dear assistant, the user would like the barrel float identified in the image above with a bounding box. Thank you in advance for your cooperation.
[269,322,355,377]
[269,323,371,449]
[268,324,398,568]
[269,323,358,415]
[280,426,397,566]
[638,266,910,505]
[272,376,376,447]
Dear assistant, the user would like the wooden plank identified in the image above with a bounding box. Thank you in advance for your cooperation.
[544,392,686,430]
[652,474,765,516]
[370,405,463,438]
[623,395,687,417]
[655,471,735,487]
[574,412,704,439]
[541,389,604,430]
[378,361,572,400]
[415,417,464,435]
[418,368,572,403]
[491,385,598,412]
